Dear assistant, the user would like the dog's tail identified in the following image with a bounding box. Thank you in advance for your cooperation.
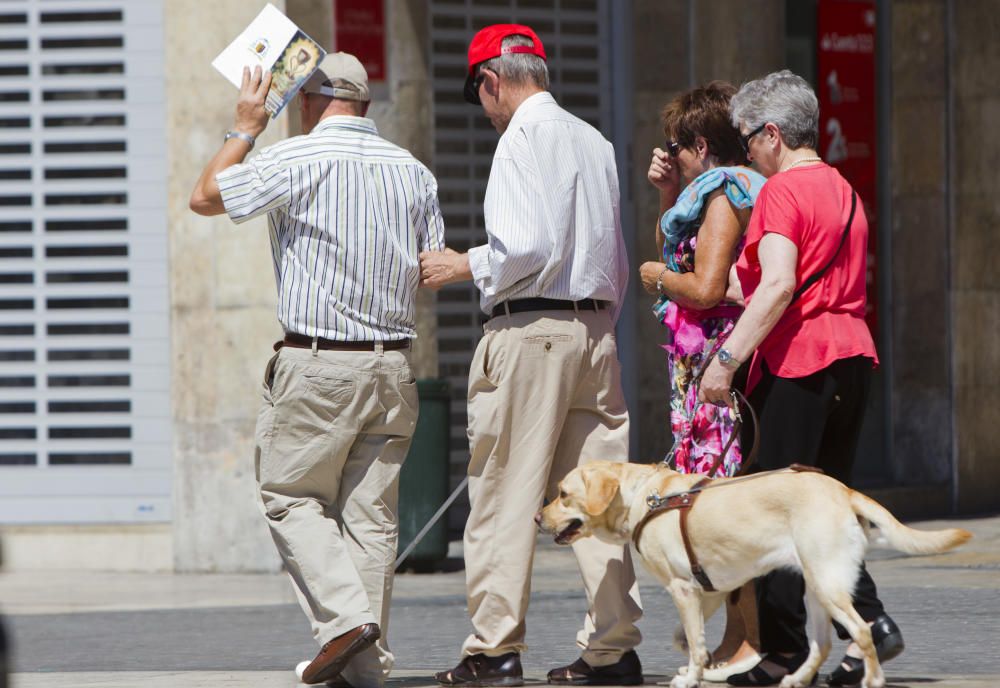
[850,490,972,555]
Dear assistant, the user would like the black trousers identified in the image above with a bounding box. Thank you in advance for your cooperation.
[741,355,885,653]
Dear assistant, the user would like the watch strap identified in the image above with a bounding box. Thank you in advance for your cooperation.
[224,130,255,149]
[655,265,669,295]
[718,348,742,370]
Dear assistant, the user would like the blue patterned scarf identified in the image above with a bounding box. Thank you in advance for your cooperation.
[653,166,767,320]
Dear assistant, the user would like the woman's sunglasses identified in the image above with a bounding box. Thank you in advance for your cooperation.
[739,123,767,153]
[664,140,681,157]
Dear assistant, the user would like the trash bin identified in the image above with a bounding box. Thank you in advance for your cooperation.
[397,378,452,572]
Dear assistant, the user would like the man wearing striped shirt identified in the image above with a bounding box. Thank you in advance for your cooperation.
[190,53,445,687]
[421,25,643,688]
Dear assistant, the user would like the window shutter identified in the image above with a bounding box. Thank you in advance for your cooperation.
[0,1,170,523]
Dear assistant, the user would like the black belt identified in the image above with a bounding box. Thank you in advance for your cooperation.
[490,298,607,319]
[277,334,410,352]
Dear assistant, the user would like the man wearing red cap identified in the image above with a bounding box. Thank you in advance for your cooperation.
[420,24,642,687]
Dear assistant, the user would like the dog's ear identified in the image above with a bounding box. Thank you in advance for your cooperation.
[583,469,620,516]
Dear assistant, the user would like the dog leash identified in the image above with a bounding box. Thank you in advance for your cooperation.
[661,349,760,479]
[394,476,468,570]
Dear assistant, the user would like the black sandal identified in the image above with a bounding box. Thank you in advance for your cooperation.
[726,651,815,687]
[547,650,643,686]
[827,614,905,687]
[827,656,864,687]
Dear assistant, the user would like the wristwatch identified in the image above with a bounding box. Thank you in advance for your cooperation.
[716,348,742,370]
[655,266,669,295]
[224,130,255,149]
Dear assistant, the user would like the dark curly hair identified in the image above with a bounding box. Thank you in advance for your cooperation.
[661,81,746,166]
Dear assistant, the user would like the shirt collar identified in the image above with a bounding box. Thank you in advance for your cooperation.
[506,91,554,132]
[312,115,379,136]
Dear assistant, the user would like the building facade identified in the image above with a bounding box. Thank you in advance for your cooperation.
[1,0,997,571]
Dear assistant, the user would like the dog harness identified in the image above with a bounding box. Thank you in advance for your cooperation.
[631,464,824,592]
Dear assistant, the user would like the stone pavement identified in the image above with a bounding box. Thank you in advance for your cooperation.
[2,514,999,688]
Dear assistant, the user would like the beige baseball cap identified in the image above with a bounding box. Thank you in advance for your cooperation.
[301,51,370,101]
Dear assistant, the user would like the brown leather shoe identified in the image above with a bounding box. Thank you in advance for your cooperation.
[547,650,643,686]
[301,623,381,685]
[436,652,524,686]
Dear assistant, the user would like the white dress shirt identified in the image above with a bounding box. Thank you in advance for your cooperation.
[467,91,629,320]
[216,116,445,341]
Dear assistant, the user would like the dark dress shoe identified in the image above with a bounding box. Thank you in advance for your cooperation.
[547,649,643,686]
[301,623,381,685]
[727,651,816,686]
[436,652,523,687]
[827,614,904,686]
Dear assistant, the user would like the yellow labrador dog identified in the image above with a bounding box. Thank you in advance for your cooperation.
[536,461,971,688]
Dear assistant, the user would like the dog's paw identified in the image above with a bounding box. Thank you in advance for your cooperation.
[860,675,885,688]
[670,674,699,688]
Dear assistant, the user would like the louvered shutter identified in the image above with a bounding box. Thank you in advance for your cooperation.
[0,1,170,523]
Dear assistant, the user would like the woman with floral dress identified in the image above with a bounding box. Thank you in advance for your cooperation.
[640,81,766,476]
[637,81,766,680]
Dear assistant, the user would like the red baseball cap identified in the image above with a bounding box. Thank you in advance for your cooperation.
[463,23,547,105]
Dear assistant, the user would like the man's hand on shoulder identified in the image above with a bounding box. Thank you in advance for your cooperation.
[419,247,472,289]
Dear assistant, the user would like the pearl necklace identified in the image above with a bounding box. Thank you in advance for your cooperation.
[783,156,823,171]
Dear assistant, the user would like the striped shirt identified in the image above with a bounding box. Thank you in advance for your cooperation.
[467,92,629,320]
[216,116,445,341]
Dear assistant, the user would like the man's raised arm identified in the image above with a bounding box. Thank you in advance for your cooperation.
[189,65,271,216]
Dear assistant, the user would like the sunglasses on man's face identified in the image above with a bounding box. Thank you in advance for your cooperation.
[464,68,491,105]
[664,140,681,157]
[740,123,767,153]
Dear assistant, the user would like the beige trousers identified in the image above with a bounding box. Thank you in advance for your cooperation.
[461,309,642,665]
[254,344,418,688]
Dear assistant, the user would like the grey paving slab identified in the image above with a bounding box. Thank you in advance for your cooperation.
[2,515,999,687]
[5,583,999,676]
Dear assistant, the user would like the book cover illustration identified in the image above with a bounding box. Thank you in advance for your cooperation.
[212,4,327,118]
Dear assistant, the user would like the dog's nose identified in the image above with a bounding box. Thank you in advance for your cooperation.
[533,511,542,526]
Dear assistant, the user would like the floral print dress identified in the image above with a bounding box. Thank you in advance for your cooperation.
[654,167,766,477]
[660,233,744,476]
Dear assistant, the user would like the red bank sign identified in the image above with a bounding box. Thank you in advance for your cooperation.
[333,0,386,82]
[817,0,878,340]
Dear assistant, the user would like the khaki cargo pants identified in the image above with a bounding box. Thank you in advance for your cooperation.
[255,344,418,688]
[461,309,642,665]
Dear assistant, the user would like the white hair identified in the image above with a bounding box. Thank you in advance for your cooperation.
[730,69,819,150]
[479,34,549,91]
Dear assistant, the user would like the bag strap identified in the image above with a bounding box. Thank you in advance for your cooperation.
[789,191,857,305]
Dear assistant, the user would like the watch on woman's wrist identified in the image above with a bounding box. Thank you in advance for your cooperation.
[655,265,669,295]
[716,348,742,370]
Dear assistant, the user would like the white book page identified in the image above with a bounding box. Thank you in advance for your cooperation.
[211,4,299,89]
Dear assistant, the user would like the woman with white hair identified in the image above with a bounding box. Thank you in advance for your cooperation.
[698,70,903,687]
